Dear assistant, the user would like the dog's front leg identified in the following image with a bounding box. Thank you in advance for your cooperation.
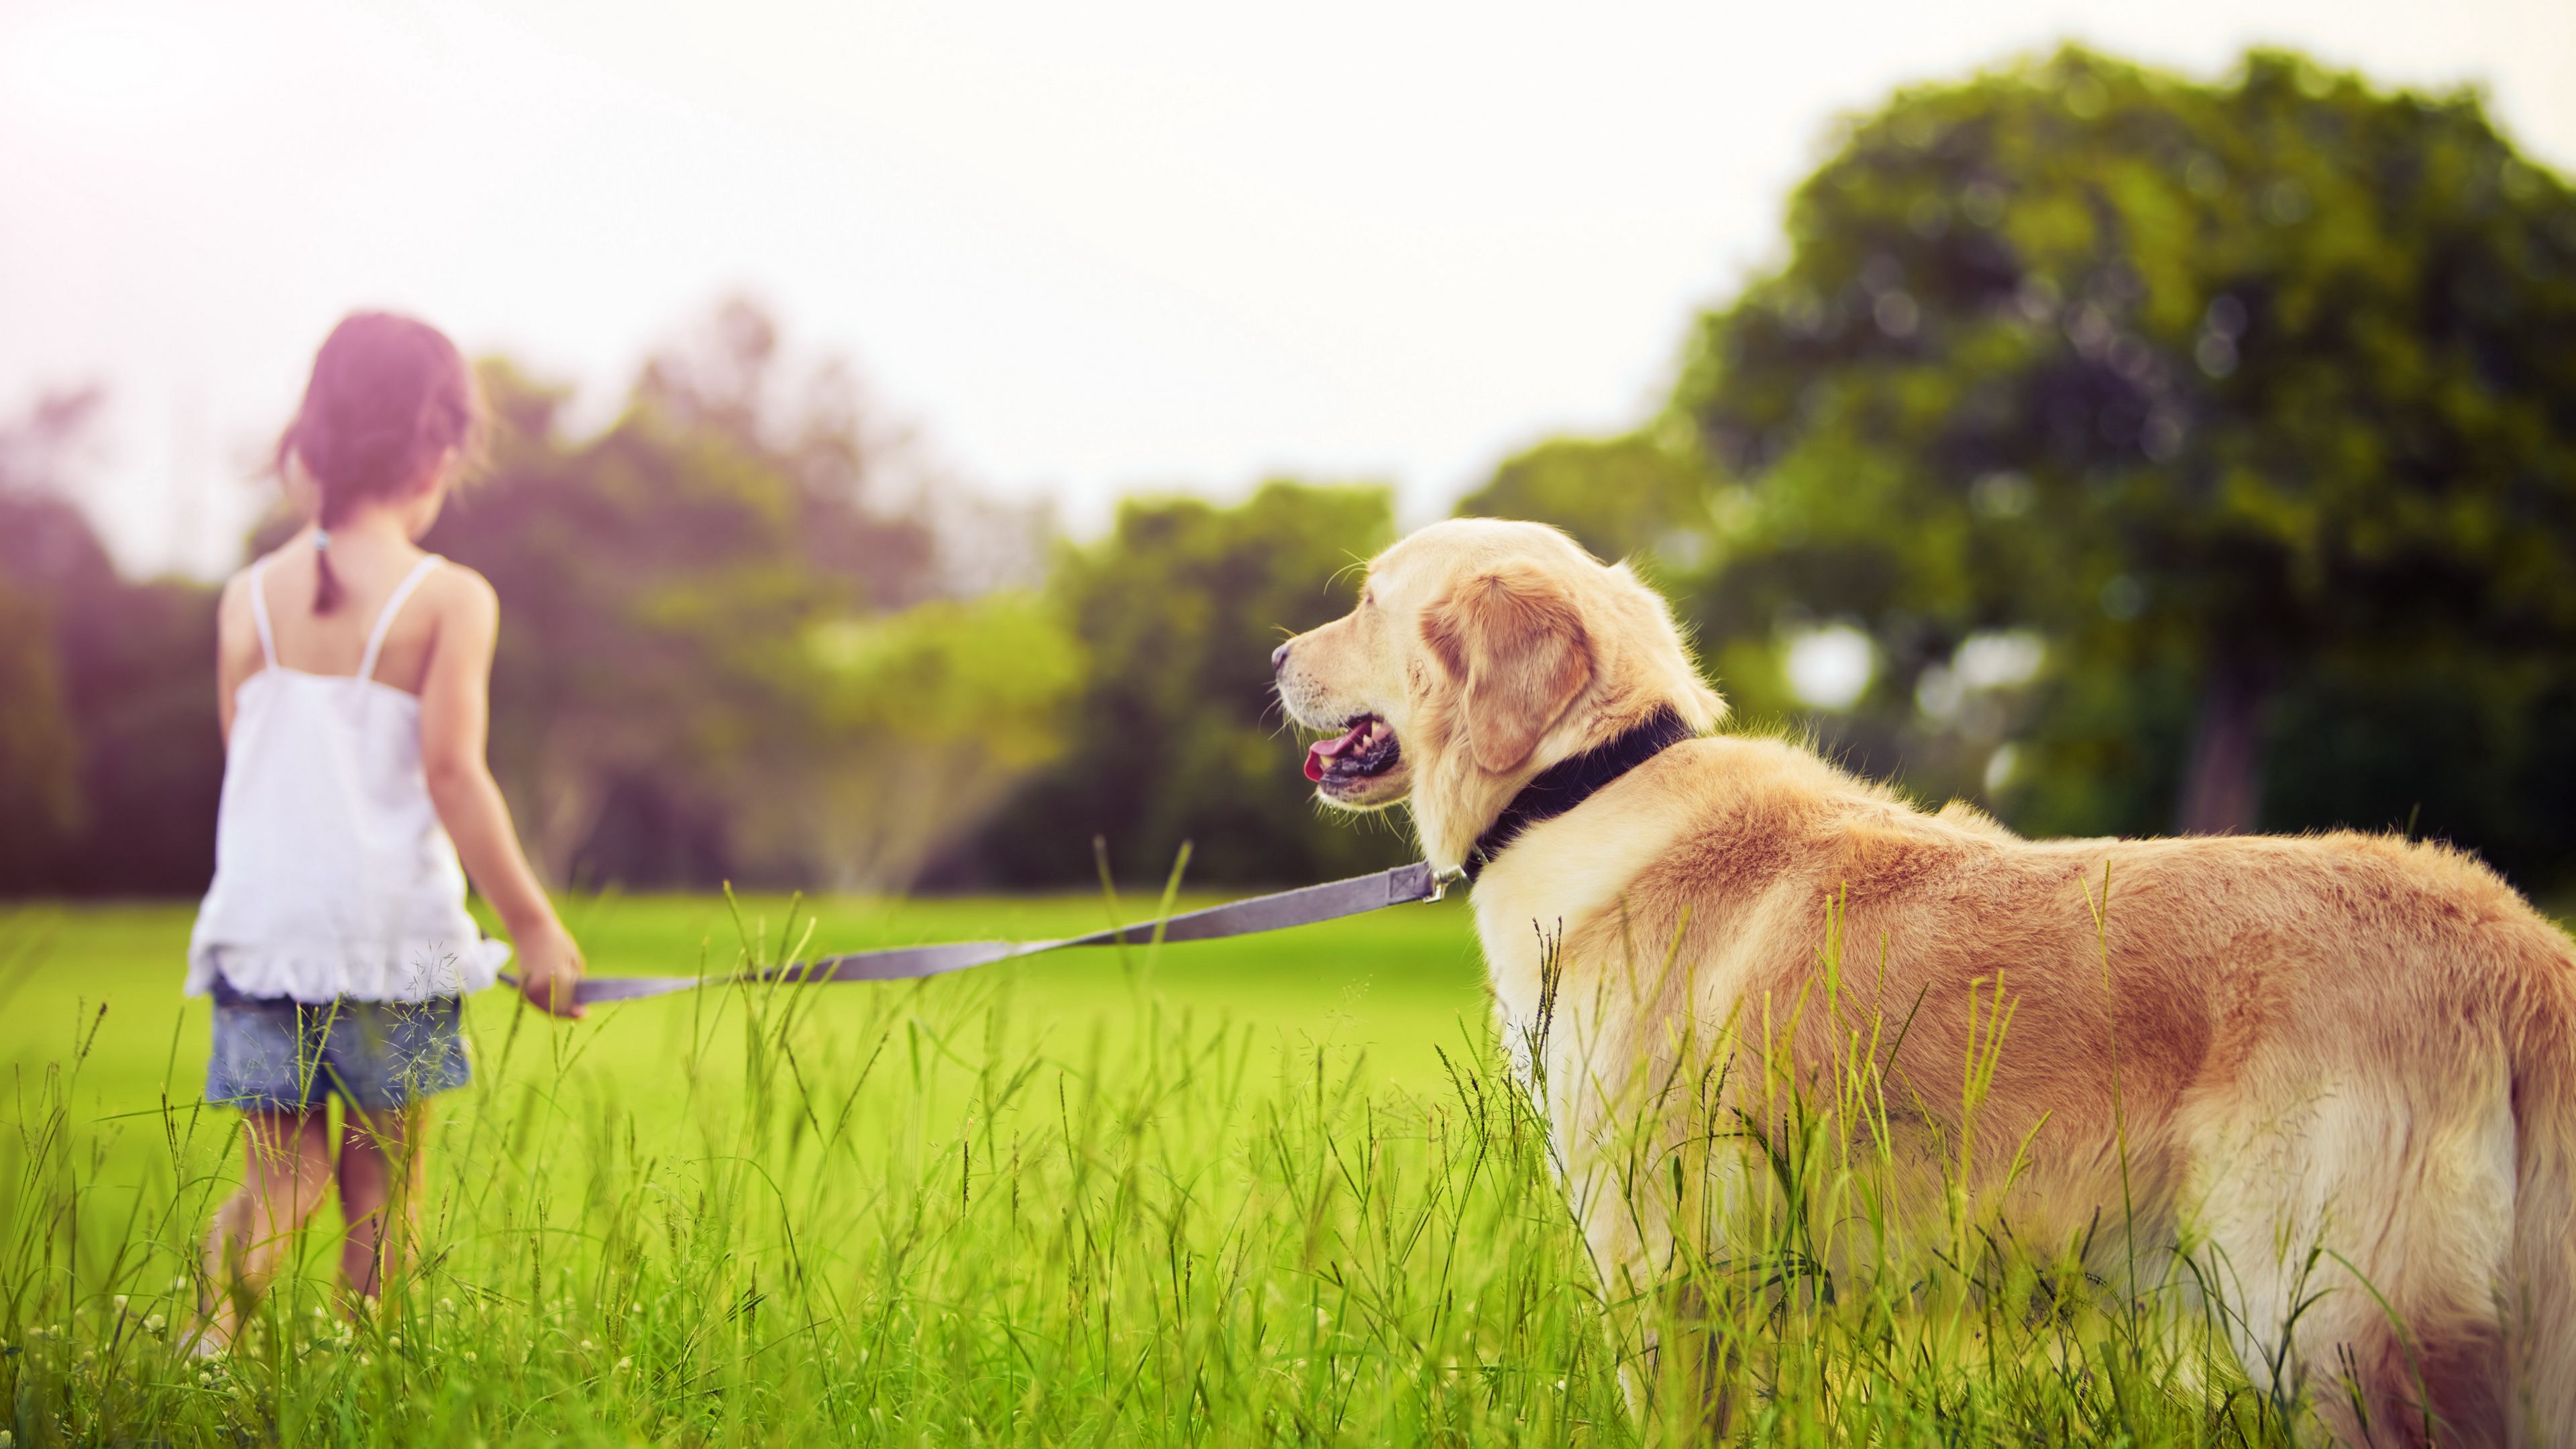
[1561,1055,1762,1440]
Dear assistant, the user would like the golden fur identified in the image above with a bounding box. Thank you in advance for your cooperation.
[1275,519,2576,1447]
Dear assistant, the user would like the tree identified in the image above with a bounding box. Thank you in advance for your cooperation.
[419,362,842,883]
[633,295,952,608]
[0,390,223,896]
[0,577,79,882]
[418,337,1077,892]
[1672,48,2576,841]
[780,592,1083,892]
[1455,431,1713,570]
[955,480,1414,888]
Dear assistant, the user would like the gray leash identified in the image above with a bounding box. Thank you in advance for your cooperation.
[506,861,1458,1006]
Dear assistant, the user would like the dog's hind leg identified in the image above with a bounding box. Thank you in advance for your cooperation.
[2188,1049,2516,1447]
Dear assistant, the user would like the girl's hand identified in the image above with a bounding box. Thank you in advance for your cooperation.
[513,921,588,1019]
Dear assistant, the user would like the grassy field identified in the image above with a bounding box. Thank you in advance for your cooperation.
[2,892,2294,1446]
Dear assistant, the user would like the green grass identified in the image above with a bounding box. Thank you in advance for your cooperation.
[1,893,2294,1446]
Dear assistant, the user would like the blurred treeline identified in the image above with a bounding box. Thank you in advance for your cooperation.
[5,46,2575,899]
[0,305,1091,896]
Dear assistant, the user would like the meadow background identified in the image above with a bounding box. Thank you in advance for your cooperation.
[5,16,2575,1448]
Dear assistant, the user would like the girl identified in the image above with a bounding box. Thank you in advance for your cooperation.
[189,312,585,1350]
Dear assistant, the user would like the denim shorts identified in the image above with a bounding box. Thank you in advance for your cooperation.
[205,977,472,1112]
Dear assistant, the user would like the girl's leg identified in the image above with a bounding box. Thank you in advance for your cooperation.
[337,1101,429,1306]
[200,1108,333,1350]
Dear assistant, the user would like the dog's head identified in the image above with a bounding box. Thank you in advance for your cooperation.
[1273,518,1725,871]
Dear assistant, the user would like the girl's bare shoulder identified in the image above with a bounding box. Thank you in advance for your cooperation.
[213,560,280,679]
[214,561,263,639]
[419,559,501,629]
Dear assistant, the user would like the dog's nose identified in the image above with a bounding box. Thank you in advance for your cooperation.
[1271,641,1291,674]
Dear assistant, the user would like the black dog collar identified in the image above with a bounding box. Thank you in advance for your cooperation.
[1458,705,1695,883]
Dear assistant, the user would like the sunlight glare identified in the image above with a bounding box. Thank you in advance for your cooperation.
[1784,624,1874,711]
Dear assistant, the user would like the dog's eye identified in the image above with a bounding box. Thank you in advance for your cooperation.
[1361,587,1375,608]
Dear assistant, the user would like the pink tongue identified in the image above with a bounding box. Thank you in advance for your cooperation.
[1303,721,1373,782]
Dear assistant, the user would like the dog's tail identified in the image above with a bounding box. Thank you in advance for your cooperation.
[2508,928,2576,1444]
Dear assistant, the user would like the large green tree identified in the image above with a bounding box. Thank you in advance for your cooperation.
[1672,48,2576,847]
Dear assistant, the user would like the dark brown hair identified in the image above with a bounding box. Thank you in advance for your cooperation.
[275,312,486,613]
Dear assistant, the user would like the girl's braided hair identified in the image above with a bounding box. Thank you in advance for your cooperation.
[275,313,486,613]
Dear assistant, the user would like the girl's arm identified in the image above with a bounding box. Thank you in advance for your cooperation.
[215,570,258,744]
[417,568,587,1018]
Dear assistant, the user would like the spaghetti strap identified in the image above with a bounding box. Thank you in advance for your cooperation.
[248,559,278,669]
[358,556,443,684]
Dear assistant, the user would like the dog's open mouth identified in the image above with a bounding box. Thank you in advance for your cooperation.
[1303,714,1401,790]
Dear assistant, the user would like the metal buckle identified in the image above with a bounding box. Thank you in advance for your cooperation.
[1424,863,1468,904]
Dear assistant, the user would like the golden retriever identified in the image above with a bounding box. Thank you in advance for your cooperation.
[1273,517,2576,1446]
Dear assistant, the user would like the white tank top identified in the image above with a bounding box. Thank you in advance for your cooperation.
[185,554,511,1002]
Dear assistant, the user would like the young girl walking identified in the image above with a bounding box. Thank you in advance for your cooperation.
[189,312,586,1350]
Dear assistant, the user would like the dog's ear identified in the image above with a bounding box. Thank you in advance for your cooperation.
[1421,563,1593,775]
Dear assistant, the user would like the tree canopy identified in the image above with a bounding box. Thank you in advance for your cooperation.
[1642,48,2576,877]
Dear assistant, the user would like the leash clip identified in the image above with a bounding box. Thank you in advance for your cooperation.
[1425,863,1467,904]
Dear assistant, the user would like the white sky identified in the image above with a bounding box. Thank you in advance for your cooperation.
[4,0,2571,579]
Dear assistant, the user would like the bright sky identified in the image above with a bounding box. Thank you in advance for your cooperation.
[5,0,2570,579]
